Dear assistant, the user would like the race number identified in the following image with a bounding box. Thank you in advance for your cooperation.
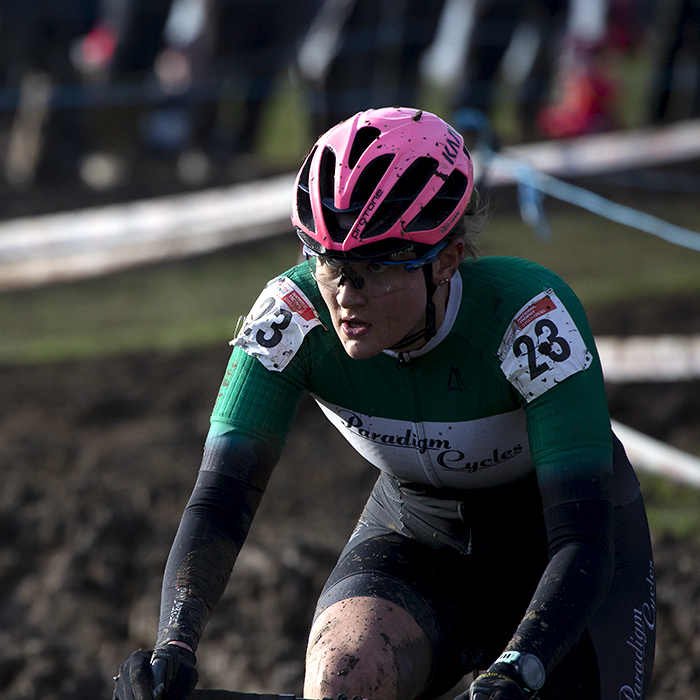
[232,276,322,371]
[498,289,592,402]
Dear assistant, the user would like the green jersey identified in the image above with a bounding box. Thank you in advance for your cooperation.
[214,255,612,488]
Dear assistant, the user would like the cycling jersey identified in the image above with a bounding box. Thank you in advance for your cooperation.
[221,255,609,489]
[156,255,655,700]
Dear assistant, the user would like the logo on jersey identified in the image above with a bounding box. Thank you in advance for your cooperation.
[498,289,592,402]
[314,397,533,489]
[334,408,524,472]
[232,276,322,371]
[619,561,655,700]
[448,367,466,392]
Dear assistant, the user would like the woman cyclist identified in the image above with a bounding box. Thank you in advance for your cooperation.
[113,107,655,700]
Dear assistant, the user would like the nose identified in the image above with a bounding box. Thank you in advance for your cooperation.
[335,275,367,306]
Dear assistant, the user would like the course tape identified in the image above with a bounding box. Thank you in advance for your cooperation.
[2,118,700,291]
[596,335,700,383]
[0,174,296,290]
[486,150,700,252]
[612,420,700,488]
[601,333,700,487]
[452,109,700,250]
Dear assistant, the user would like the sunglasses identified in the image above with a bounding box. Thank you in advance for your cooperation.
[303,241,448,297]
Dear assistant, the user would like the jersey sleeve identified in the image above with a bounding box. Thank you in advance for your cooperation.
[515,283,612,464]
[157,268,325,651]
[209,343,306,458]
[461,256,612,464]
[460,258,616,673]
[211,269,324,457]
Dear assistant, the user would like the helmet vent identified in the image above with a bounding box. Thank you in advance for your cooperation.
[348,126,381,168]
[359,157,438,240]
[404,169,469,233]
[295,146,317,233]
[350,153,394,208]
[318,146,337,203]
[318,147,350,243]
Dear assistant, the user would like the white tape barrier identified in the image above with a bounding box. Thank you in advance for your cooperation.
[597,335,700,382]
[482,118,700,186]
[602,337,700,488]
[0,173,295,290]
[601,333,700,487]
[612,420,700,488]
[2,120,700,291]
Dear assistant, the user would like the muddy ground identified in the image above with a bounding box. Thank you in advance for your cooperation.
[0,288,699,700]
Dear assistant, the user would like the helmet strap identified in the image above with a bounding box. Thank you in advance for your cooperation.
[388,265,438,351]
[423,264,439,341]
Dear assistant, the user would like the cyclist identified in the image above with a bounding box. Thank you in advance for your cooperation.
[113,107,655,700]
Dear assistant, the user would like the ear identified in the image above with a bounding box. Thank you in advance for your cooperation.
[432,238,464,285]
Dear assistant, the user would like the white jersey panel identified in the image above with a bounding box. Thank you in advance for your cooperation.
[313,396,533,489]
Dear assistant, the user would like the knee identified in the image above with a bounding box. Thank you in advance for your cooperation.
[303,597,432,700]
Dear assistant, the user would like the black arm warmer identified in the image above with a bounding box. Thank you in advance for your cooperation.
[156,435,277,651]
[509,456,614,672]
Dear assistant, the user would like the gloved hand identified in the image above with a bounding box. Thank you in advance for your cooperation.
[457,652,545,700]
[463,670,527,700]
[113,645,198,700]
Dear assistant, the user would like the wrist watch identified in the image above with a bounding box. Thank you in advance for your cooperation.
[494,650,546,694]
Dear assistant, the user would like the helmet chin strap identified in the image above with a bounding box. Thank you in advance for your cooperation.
[387,266,438,351]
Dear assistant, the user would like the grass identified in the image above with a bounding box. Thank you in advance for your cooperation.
[3,198,700,366]
[7,58,692,365]
[638,473,700,542]
[480,197,700,304]
[256,72,315,171]
[0,238,301,364]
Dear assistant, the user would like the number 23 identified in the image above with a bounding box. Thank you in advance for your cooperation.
[245,296,292,348]
[513,319,571,379]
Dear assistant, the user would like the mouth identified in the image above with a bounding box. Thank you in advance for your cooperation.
[340,316,371,337]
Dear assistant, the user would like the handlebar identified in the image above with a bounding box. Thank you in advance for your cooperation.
[189,692,369,700]
[189,692,309,700]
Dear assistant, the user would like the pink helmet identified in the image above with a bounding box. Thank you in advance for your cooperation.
[292,107,474,258]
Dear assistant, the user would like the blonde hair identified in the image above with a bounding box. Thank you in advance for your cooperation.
[447,194,488,260]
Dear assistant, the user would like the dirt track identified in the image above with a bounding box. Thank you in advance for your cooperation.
[1,292,699,700]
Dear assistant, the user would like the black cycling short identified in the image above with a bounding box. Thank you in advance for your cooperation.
[313,440,655,700]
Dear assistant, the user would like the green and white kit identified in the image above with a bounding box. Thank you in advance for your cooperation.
[221,255,609,489]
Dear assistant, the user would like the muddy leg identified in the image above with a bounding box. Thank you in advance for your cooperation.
[303,596,432,700]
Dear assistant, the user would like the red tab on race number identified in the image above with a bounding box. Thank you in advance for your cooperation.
[498,289,592,402]
[232,276,322,371]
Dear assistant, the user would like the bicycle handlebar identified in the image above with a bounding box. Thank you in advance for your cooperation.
[189,691,310,700]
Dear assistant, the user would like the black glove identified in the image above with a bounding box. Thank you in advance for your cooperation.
[113,645,198,700]
[463,671,527,700]
[458,652,545,700]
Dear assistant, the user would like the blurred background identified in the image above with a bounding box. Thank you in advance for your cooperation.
[1,1,700,699]
[0,0,697,205]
